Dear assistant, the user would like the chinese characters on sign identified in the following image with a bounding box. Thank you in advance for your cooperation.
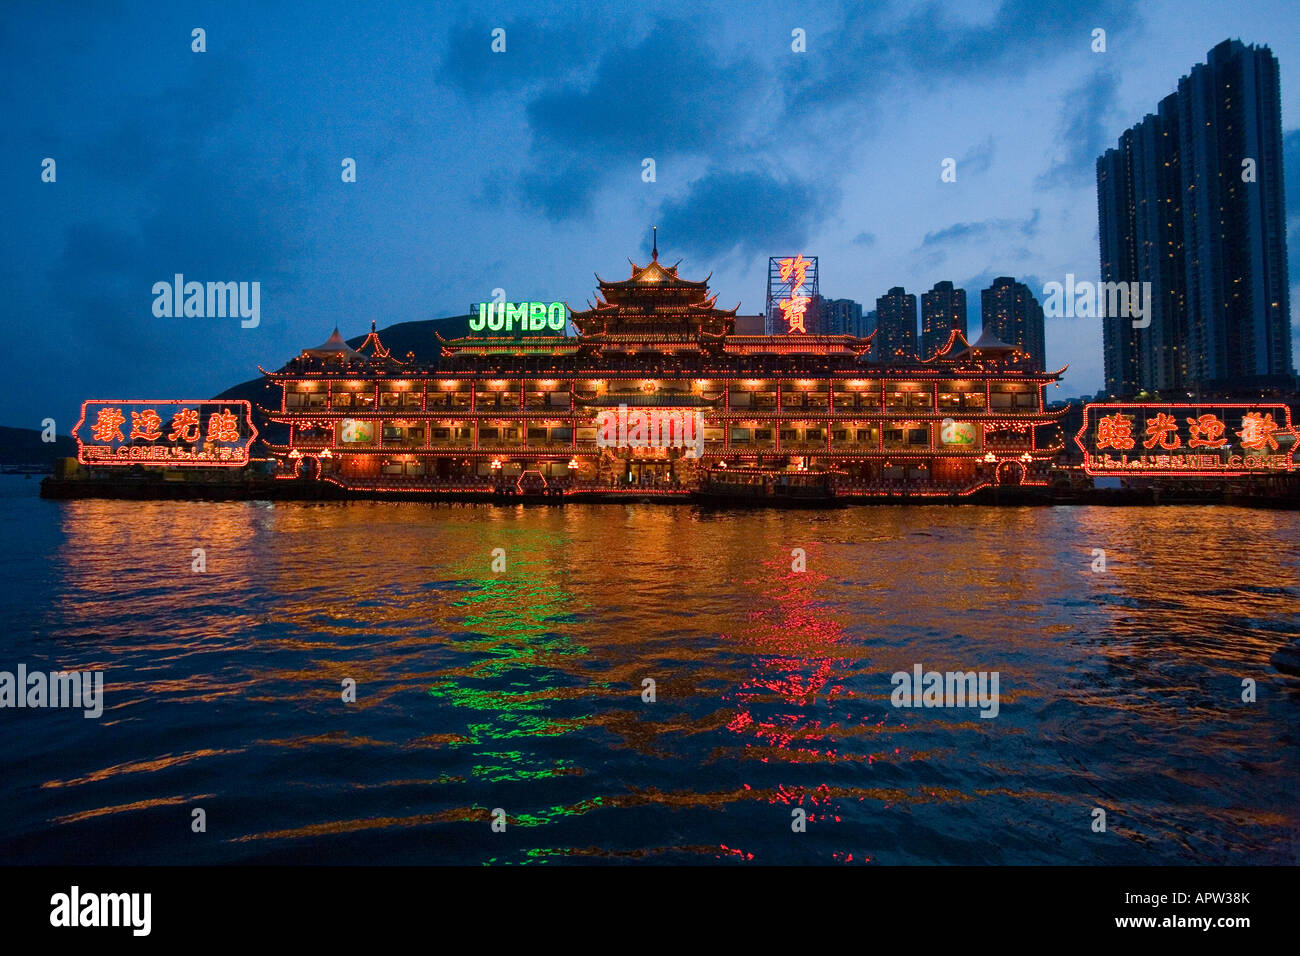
[75,400,258,466]
[767,254,819,335]
[1076,404,1295,476]
[778,255,811,334]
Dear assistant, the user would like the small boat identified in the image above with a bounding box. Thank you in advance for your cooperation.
[693,466,843,506]
[494,469,564,501]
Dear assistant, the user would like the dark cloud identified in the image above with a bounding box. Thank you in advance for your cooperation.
[525,24,764,155]
[513,22,768,218]
[852,231,876,247]
[1039,70,1121,184]
[654,168,835,263]
[959,137,996,177]
[436,18,590,97]
[783,0,1140,121]
[921,210,1040,248]
[516,155,609,220]
[42,57,314,393]
[923,221,994,247]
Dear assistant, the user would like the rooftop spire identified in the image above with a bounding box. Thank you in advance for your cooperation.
[652,225,658,260]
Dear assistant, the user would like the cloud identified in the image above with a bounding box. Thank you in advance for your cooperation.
[782,0,1141,122]
[852,231,876,247]
[1039,70,1121,184]
[436,18,591,98]
[920,210,1040,248]
[923,221,995,247]
[42,58,315,386]
[511,22,768,219]
[654,168,835,263]
[958,137,996,177]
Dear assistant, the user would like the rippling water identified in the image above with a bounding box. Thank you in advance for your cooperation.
[2,475,1297,865]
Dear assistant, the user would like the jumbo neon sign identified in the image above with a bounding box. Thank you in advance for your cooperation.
[74,400,258,467]
[1075,403,1297,476]
[470,302,568,334]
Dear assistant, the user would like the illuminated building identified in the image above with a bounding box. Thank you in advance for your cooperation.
[262,241,1069,495]
[1098,40,1295,397]
[921,281,967,361]
[823,298,865,337]
[981,277,1046,373]
[874,287,918,364]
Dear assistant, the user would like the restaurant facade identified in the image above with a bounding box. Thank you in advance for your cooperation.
[261,244,1069,496]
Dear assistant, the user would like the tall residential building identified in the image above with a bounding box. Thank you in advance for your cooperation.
[823,297,864,336]
[920,281,968,358]
[981,277,1046,372]
[1097,39,1294,396]
[874,287,918,363]
[863,309,878,338]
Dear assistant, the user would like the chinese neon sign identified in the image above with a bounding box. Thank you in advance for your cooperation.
[766,254,819,335]
[779,255,811,333]
[74,400,257,466]
[1076,403,1296,476]
[469,302,568,335]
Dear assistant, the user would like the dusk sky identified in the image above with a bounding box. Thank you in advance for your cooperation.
[4,0,1299,433]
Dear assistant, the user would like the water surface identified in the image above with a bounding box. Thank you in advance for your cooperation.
[2,476,1297,864]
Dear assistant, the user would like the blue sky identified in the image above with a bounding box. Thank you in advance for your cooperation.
[3,0,1299,431]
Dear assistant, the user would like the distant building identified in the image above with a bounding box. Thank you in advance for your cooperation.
[873,287,918,363]
[921,281,968,359]
[1097,39,1294,397]
[863,309,878,337]
[733,314,767,335]
[822,298,864,337]
[981,278,1045,372]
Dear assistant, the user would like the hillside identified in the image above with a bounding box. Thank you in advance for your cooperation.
[0,425,77,471]
[214,314,473,445]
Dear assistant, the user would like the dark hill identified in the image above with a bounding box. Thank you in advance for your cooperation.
[214,315,472,446]
[0,425,77,471]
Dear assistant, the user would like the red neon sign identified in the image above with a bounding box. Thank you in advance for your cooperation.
[1076,403,1296,476]
[74,400,259,467]
[778,254,812,334]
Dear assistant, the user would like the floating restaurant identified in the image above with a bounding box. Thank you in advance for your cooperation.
[260,237,1069,498]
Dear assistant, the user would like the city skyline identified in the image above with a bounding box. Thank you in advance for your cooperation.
[4,1,1300,433]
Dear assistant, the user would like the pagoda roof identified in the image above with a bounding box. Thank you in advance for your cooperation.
[303,327,364,359]
[273,322,406,373]
[957,326,1018,355]
[595,254,710,291]
[569,241,740,341]
[920,327,972,362]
